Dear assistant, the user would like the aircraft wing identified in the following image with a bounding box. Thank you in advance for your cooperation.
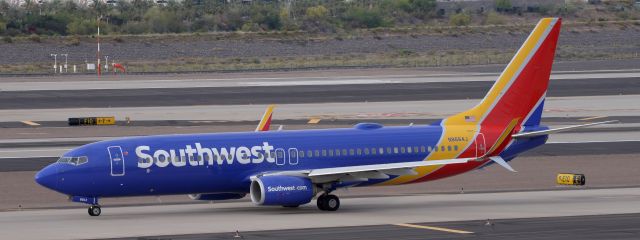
[257,158,474,184]
[512,120,617,138]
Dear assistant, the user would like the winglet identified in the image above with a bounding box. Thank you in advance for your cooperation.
[255,105,275,132]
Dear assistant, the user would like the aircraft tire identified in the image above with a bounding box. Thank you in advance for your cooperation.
[316,195,327,211]
[324,195,340,211]
[88,205,101,216]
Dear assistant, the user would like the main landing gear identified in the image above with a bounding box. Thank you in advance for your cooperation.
[317,194,340,211]
[88,205,101,216]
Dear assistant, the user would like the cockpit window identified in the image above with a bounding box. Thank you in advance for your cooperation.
[57,156,88,166]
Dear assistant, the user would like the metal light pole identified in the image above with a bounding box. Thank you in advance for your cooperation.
[104,55,109,73]
[97,15,101,78]
[61,53,68,73]
[50,54,57,73]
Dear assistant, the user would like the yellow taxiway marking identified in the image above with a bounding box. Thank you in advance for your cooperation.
[394,223,474,234]
[308,118,321,124]
[21,120,41,126]
[579,116,608,121]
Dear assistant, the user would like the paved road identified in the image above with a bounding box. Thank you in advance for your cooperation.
[112,213,640,240]
[1,95,638,122]
[0,77,638,109]
[1,188,639,240]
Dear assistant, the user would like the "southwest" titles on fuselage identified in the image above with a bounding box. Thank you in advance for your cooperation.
[135,142,276,168]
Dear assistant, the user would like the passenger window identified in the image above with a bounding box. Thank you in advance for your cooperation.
[421,146,427,153]
[454,145,459,151]
[447,146,452,151]
[348,149,354,156]
[329,149,334,157]
[335,149,341,156]
[400,147,406,154]
[394,147,399,154]
[299,151,305,158]
[441,146,445,152]
[322,150,327,157]
[307,150,313,157]
[379,148,384,154]
[357,149,362,155]
[371,148,377,155]
[342,149,348,155]
[364,148,370,155]
[386,147,392,154]
[407,147,412,153]
[414,146,419,153]
[434,146,438,152]
[314,150,320,157]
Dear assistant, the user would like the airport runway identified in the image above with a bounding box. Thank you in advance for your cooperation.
[0,76,637,109]
[1,188,639,240]
[112,213,640,240]
[1,95,639,122]
[0,67,638,239]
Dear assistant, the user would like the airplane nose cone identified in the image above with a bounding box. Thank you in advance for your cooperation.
[35,164,58,190]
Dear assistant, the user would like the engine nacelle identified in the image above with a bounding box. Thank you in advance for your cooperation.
[250,175,316,206]
[188,193,246,201]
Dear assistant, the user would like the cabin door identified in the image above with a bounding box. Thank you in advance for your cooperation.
[108,146,125,176]
[475,133,486,159]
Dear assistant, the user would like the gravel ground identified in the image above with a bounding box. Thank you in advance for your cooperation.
[1,26,638,66]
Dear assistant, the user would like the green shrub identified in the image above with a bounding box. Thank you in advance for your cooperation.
[29,34,41,43]
[484,11,505,25]
[344,8,385,29]
[449,13,471,26]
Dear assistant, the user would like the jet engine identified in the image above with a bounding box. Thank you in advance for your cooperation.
[250,175,316,206]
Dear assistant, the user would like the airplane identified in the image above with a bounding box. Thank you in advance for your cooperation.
[35,18,615,216]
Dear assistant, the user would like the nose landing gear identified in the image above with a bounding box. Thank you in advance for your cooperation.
[88,205,101,216]
[316,194,340,211]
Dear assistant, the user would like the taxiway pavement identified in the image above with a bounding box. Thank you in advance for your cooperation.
[1,188,639,240]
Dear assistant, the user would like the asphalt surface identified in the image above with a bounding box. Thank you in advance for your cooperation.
[1,188,639,240]
[110,213,640,240]
[0,77,638,109]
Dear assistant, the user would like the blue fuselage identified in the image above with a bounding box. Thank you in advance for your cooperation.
[35,123,547,198]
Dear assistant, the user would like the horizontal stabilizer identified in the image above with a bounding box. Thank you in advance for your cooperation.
[512,120,618,138]
[489,156,516,172]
